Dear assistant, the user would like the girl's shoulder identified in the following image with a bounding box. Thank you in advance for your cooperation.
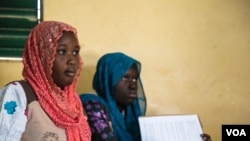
[79,93,110,116]
[80,93,107,105]
[1,80,26,99]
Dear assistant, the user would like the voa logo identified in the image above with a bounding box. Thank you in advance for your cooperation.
[226,129,246,136]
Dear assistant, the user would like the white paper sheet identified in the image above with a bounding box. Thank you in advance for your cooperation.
[139,114,203,141]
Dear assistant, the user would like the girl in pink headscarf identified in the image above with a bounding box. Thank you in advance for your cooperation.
[0,21,91,141]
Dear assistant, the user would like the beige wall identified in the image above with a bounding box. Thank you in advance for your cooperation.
[1,0,250,140]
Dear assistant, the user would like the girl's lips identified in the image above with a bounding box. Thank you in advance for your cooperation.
[129,93,137,98]
[65,69,76,77]
[65,71,75,77]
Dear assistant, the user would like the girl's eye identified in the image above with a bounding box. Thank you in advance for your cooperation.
[121,76,128,81]
[58,50,66,55]
[73,50,79,56]
[132,78,138,82]
[121,76,138,83]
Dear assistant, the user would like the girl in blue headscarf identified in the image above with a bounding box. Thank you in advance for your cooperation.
[80,52,146,141]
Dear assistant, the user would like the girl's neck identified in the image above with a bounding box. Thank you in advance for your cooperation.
[117,104,125,112]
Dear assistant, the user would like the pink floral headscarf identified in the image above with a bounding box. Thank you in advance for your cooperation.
[22,21,91,141]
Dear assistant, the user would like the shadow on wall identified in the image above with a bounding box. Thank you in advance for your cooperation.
[77,64,96,94]
[76,51,101,94]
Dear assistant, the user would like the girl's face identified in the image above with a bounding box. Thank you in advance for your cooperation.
[51,31,81,89]
[113,64,139,111]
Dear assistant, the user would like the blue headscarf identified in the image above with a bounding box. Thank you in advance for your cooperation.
[81,52,146,141]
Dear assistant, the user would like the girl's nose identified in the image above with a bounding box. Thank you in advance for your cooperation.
[67,54,77,65]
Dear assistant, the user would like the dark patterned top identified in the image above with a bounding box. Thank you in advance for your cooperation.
[83,100,117,141]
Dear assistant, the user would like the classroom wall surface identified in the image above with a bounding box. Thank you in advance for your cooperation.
[1,0,250,140]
